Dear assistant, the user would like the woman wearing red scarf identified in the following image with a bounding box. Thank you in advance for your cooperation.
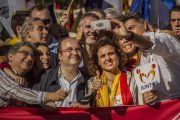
[89,37,139,107]
[116,34,141,72]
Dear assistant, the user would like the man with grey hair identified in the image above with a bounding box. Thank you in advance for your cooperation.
[88,9,106,19]
[104,8,123,20]
[77,13,105,74]
[0,41,68,106]
[21,17,48,43]
[78,13,104,45]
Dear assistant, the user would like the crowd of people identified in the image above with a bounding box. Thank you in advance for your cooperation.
[0,4,180,111]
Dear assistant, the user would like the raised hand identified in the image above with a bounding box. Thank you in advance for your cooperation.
[59,11,70,28]
[59,0,74,28]
[92,70,102,93]
[106,17,131,39]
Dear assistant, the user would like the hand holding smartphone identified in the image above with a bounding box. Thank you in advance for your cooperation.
[91,19,111,30]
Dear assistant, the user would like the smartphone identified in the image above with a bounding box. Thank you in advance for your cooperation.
[91,19,111,30]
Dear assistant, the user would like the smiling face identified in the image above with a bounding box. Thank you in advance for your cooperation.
[118,38,137,57]
[97,45,119,73]
[124,19,146,35]
[8,46,34,75]
[82,17,104,44]
[35,45,51,70]
[58,38,82,66]
[28,20,48,44]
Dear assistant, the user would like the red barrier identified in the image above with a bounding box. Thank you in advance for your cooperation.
[0,98,180,120]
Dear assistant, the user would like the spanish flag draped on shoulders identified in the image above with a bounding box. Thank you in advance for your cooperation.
[96,69,133,107]
[5,36,21,45]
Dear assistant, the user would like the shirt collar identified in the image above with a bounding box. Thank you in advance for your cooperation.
[11,67,18,75]
[58,66,84,83]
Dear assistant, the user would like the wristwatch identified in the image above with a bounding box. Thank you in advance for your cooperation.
[126,31,134,41]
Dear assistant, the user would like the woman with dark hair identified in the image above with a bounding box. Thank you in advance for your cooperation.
[25,42,51,88]
[89,37,140,107]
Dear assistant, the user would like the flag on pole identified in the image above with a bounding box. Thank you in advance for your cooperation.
[150,0,170,28]
[103,0,123,12]
[130,0,143,13]
[70,8,82,33]
[162,0,175,9]
[123,0,130,13]
[142,0,150,23]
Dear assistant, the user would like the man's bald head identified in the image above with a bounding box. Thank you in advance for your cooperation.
[57,37,81,53]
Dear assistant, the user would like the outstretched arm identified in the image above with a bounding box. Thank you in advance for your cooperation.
[106,17,154,50]
[0,70,69,106]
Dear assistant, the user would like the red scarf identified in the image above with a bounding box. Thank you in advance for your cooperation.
[96,70,133,107]
[120,71,134,105]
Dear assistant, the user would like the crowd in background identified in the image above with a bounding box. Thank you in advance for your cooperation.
[0,3,180,111]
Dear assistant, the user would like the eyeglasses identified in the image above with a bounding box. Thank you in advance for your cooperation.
[17,50,36,60]
[42,18,51,25]
[59,47,83,53]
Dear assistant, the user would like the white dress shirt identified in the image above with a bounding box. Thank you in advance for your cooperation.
[141,30,180,103]
[55,68,84,107]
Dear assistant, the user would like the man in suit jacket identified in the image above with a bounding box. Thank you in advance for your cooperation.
[32,37,91,110]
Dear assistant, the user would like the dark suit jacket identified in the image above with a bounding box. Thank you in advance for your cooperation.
[32,66,91,103]
[50,52,59,67]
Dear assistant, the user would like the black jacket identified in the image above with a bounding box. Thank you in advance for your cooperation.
[32,66,91,103]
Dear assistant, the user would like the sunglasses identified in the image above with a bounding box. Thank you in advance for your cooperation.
[42,18,51,25]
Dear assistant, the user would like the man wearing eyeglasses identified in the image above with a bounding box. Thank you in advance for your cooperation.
[30,5,69,54]
[32,37,92,110]
[0,41,38,106]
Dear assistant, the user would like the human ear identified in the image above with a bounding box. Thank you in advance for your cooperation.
[58,52,62,61]
[7,53,13,62]
[142,20,147,30]
[25,29,31,38]
[16,26,22,34]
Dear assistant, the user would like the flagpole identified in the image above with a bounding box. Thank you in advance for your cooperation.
[157,12,159,29]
